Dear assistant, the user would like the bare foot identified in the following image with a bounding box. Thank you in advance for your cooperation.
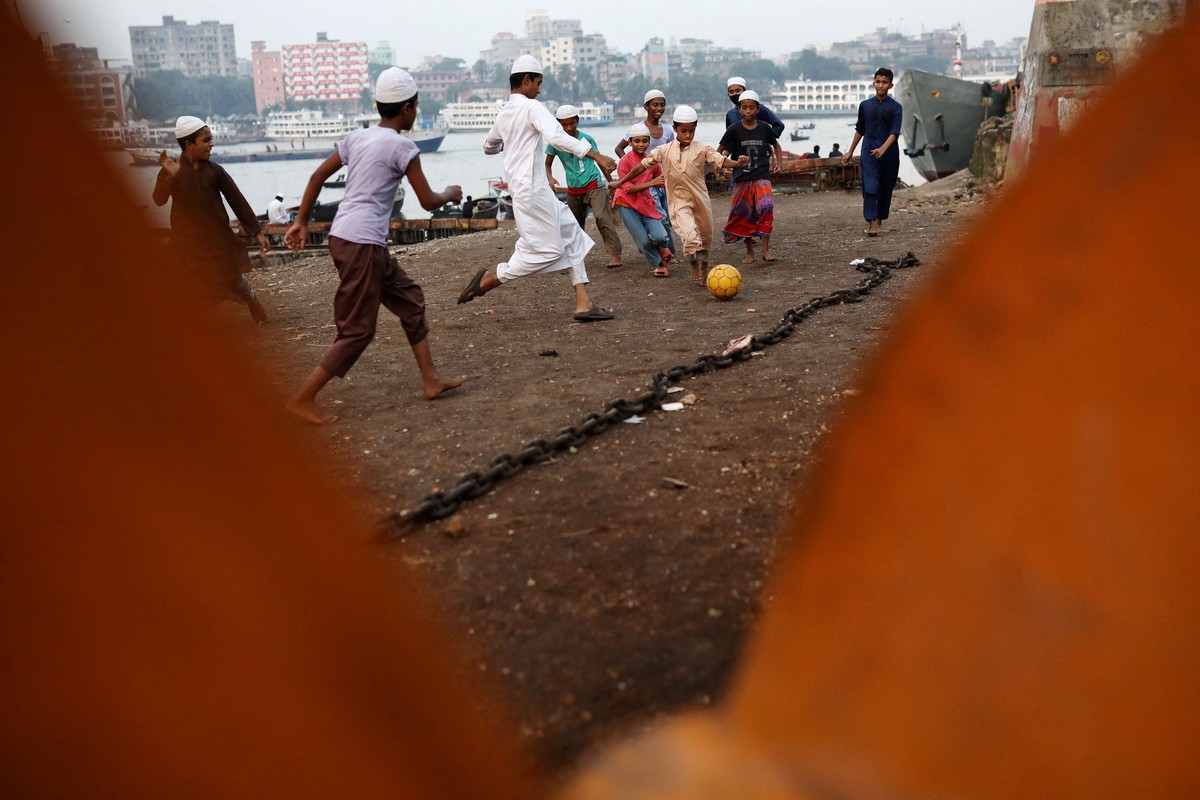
[285,397,335,425]
[424,374,466,400]
[761,253,776,262]
[691,263,704,282]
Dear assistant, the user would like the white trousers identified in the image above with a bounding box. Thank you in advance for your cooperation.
[496,189,593,286]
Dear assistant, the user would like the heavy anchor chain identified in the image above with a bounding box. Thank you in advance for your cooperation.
[382,252,920,534]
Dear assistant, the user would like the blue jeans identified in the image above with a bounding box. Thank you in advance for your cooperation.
[616,205,672,267]
[650,186,676,253]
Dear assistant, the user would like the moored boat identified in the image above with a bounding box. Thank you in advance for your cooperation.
[263,109,446,153]
[895,68,1014,181]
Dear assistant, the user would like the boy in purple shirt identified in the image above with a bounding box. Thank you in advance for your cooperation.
[283,68,464,424]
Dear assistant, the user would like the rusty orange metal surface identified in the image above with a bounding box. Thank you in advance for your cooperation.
[0,14,535,798]
[5,5,1200,798]
[565,9,1200,799]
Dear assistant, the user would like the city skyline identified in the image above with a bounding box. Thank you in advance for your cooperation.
[24,0,1034,68]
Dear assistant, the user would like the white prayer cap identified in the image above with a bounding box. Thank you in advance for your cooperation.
[274,191,284,199]
[626,122,650,138]
[643,89,665,103]
[375,67,417,103]
[510,54,542,75]
[738,90,761,104]
[555,104,579,120]
[726,76,747,88]
[174,115,206,138]
[671,105,698,124]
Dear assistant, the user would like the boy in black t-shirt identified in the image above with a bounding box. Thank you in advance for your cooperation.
[718,90,783,263]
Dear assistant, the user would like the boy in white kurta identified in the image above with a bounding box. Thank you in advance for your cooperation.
[610,105,747,283]
[457,55,619,321]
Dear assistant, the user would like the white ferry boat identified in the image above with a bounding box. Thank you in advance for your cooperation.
[437,101,506,131]
[438,100,614,131]
[771,79,876,117]
[264,110,446,153]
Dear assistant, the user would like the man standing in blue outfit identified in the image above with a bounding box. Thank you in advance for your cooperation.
[843,67,903,237]
[725,77,785,139]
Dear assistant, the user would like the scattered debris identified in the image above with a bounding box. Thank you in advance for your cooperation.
[662,477,690,489]
[722,334,754,357]
[443,515,468,539]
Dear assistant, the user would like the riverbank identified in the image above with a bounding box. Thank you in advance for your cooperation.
[224,180,989,777]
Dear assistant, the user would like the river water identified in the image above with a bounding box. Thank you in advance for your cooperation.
[111,114,925,229]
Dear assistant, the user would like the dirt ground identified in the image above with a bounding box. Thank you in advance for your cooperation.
[230,172,989,778]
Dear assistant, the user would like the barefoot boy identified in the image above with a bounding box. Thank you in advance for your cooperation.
[153,115,270,322]
[283,67,465,424]
[456,55,619,322]
[843,67,903,237]
[718,90,783,264]
[610,105,748,283]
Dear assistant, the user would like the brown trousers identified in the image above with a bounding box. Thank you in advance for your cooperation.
[565,185,622,260]
[320,236,428,378]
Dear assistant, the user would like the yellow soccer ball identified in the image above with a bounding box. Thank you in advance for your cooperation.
[706,264,742,300]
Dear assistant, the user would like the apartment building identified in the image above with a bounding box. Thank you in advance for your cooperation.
[128,16,237,78]
[282,34,369,108]
[250,41,285,115]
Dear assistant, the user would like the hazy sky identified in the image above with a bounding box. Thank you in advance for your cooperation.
[23,0,1034,65]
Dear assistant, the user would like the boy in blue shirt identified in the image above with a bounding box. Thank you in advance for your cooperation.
[283,68,465,424]
[843,67,903,237]
[545,105,623,268]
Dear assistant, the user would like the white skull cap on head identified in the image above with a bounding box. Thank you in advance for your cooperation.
[671,105,698,124]
[727,76,747,88]
[626,122,650,138]
[643,89,665,103]
[174,115,206,138]
[555,104,579,120]
[375,67,417,103]
[738,90,760,104]
[511,54,542,74]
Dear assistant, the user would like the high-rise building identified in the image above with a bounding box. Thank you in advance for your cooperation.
[282,34,369,109]
[250,41,285,115]
[638,38,669,84]
[369,40,396,67]
[128,16,238,78]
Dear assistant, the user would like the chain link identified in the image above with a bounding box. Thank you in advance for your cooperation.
[382,252,920,534]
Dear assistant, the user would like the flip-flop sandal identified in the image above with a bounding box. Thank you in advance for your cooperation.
[457,267,488,304]
[573,301,615,322]
[653,266,669,278]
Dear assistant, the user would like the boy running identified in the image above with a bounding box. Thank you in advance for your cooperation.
[456,56,618,321]
[718,90,783,263]
[611,123,673,276]
[283,67,465,424]
[610,106,748,284]
[153,115,270,322]
[545,104,623,269]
